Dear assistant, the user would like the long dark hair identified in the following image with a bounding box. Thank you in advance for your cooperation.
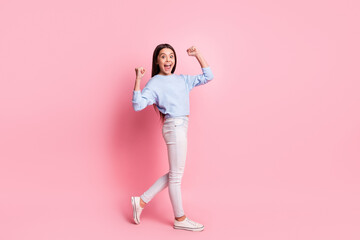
[151,43,177,124]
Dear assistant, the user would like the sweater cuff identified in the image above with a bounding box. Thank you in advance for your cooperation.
[201,66,211,71]
[132,90,141,102]
[201,66,214,80]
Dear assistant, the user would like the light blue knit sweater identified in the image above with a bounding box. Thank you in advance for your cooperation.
[132,66,214,119]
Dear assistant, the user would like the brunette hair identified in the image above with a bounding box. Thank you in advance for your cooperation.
[151,43,177,123]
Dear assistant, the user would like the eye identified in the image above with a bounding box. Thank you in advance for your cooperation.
[170,55,174,58]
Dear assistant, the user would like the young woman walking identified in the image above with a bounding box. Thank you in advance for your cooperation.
[131,43,214,231]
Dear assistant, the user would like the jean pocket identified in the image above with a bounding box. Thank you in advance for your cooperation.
[174,119,187,127]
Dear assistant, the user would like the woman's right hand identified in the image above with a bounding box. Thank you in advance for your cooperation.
[135,67,145,80]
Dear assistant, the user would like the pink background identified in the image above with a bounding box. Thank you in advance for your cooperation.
[1,0,359,239]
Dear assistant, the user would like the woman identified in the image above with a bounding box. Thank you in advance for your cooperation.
[131,43,214,231]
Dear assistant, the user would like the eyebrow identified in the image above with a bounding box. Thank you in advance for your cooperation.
[160,53,174,55]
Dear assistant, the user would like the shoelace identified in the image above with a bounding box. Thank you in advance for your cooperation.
[186,218,197,226]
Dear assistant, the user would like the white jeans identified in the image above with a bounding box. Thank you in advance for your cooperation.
[140,116,189,218]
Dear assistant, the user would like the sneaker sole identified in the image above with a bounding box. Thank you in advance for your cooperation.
[131,197,140,224]
[173,225,205,232]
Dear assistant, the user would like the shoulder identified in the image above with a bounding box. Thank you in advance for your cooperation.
[176,73,186,80]
[144,77,160,94]
[145,76,158,87]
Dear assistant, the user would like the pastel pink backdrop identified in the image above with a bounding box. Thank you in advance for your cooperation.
[1,0,359,239]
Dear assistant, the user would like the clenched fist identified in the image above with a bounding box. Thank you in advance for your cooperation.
[186,46,200,57]
[135,67,146,80]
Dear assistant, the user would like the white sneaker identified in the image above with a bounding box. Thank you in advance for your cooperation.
[173,217,205,231]
[131,196,144,224]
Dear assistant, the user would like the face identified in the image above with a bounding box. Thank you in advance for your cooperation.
[157,48,175,75]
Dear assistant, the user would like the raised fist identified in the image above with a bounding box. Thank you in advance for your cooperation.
[135,67,146,79]
[186,46,200,56]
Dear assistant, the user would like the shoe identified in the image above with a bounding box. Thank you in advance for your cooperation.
[131,196,144,224]
[173,217,205,231]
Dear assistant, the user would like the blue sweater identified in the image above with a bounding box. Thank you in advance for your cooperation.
[132,66,214,119]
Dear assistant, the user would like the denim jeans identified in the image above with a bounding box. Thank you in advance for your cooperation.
[140,116,189,218]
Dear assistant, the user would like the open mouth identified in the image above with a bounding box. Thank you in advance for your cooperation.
[164,64,172,71]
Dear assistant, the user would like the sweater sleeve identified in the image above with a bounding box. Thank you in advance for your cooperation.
[132,85,157,111]
[181,66,214,91]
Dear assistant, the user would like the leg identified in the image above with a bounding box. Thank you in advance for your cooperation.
[140,172,169,204]
[131,171,169,225]
[163,117,188,218]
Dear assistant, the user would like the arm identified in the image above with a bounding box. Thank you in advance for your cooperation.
[183,46,214,91]
[181,67,214,91]
[132,67,157,111]
[195,53,209,68]
[132,86,157,111]
[134,77,141,91]
[187,46,209,68]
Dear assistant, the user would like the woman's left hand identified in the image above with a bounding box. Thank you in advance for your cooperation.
[186,46,200,57]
